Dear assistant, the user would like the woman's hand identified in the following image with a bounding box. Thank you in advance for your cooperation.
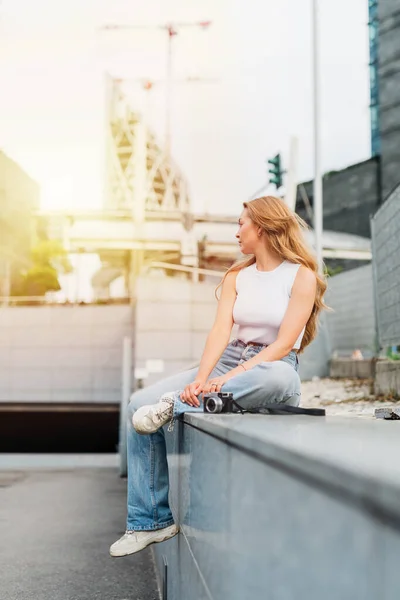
[202,370,238,395]
[180,379,205,407]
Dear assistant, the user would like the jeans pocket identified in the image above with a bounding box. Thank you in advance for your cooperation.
[281,352,297,370]
[242,347,259,361]
[215,345,240,373]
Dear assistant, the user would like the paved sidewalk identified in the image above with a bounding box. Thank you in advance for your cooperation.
[0,467,160,600]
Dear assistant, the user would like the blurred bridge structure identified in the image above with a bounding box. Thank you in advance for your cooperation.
[37,207,372,300]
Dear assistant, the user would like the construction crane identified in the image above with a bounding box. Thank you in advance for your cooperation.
[112,75,219,139]
[99,21,212,156]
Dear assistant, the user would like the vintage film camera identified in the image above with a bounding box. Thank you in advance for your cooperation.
[203,392,234,414]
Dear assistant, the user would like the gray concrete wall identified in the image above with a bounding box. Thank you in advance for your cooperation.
[298,313,330,380]
[371,184,400,347]
[375,360,400,397]
[296,159,380,238]
[378,1,400,199]
[155,413,400,600]
[0,304,134,403]
[330,359,375,379]
[135,276,220,386]
[276,265,377,379]
[324,264,376,357]
[0,267,375,406]
[300,265,376,378]
[0,261,378,406]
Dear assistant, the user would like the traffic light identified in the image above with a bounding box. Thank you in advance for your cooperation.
[267,153,283,189]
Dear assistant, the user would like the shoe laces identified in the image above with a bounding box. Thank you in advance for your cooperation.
[160,395,177,432]
[151,398,174,424]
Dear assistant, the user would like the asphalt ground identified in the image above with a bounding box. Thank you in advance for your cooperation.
[0,467,160,600]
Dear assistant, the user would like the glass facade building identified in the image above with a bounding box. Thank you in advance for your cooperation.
[369,0,380,156]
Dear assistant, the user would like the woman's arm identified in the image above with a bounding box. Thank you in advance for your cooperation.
[196,271,237,381]
[197,272,237,381]
[180,271,237,405]
[242,266,317,368]
[202,266,317,394]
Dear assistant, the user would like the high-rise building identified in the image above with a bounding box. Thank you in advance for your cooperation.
[368,0,380,157]
[377,0,400,198]
[0,152,40,295]
[296,0,400,238]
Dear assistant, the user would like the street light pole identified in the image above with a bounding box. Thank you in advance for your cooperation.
[165,26,176,156]
[312,0,323,273]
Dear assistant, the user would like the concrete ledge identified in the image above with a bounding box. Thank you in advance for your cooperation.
[329,358,375,379]
[154,413,400,600]
[375,360,400,397]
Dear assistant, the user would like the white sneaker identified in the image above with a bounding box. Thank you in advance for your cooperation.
[109,524,179,557]
[132,396,174,434]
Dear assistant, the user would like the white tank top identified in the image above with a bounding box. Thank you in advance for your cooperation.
[233,261,305,350]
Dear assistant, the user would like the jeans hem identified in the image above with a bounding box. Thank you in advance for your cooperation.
[126,518,176,532]
[281,392,301,405]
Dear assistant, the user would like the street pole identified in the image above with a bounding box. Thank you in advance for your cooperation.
[285,136,299,212]
[248,182,269,201]
[165,26,175,157]
[119,336,132,477]
[312,0,323,273]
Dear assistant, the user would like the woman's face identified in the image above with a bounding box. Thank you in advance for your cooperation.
[236,208,262,254]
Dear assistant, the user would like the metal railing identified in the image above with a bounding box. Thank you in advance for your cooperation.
[147,261,225,280]
[0,295,56,306]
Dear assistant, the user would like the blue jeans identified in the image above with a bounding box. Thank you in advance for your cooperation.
[126,339,301,531]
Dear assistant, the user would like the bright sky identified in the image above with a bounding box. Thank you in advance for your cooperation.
[0,0,370,215]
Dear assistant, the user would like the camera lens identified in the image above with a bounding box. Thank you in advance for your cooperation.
[205,397,223,413]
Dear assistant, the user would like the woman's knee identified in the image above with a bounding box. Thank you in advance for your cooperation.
[128,389,149,419]
[263,361,301,399]
[127,387,179,421]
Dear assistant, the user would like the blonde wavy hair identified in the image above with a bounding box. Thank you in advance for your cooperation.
[216,196,327,353]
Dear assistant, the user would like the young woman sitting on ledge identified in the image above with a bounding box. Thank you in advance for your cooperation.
[110,195,326,557]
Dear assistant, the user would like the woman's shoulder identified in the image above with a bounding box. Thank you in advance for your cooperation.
[284,261,314,276]
[290,263,317,286]
[279,260,301,279]
[223,269,241,291]
[283,260,300,270]
[283,262,316,295]
[238,262,255,274]
[236,263,255,282]
[228,263,255,293]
